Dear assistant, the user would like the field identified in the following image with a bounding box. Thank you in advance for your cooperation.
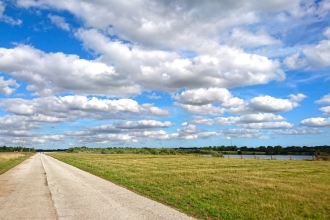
[0,153,34,175]
[50,153,330,220]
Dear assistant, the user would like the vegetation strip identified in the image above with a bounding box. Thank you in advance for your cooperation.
[50,153,330,220]
[0,153,35,175]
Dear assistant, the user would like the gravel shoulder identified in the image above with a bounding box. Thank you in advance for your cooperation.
[0,153,195,220]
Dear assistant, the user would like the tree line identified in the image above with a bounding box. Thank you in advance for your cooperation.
[0,145,36,152]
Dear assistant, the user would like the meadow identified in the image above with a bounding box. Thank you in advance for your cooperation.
[50,153,330,220]
[0,153,34,175]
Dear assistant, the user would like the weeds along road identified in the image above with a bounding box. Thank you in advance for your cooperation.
[0,154,195,220]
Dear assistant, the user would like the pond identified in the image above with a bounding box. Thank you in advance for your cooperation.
[224,154,314,160]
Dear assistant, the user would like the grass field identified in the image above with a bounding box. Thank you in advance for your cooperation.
[50,153,330,220]
[0,153,34,175]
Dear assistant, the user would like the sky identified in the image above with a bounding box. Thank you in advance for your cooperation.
[0,0,330,149]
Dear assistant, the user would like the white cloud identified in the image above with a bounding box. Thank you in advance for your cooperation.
[0,45,140,97]
[319,106,330,114]
[72,133,138,144]
[191,113,287,127]
[0,2,22,25]
[190,116,239,126]
[0,76,19,95]
[112,120,172,130]
[73,120,172,136]
[274,128,323,135]
[174,103,226,116]
[174,88,244,115]
[147,93,161,99]
[227,28,281,48]
[303,27,330,68]
[133,130,179,140]
[300,117,330,127]
[220,129,264,139]
[249,94,304,112]
[315,93,330,104]
[16,0,300,51]
[0,115,40,130]
[283,53,307,70]
[230,94,306,114]
[75,28,285,91]
[176,123,218,140]
[48,14,70,31]
[239,121,293,129]
[239,113,285,123]
[0,95,169,123]
[148,106,171,116]
[174,88,233,105]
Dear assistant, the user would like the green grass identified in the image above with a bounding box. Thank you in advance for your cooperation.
[0,152,34,175]
[50,153,330,220]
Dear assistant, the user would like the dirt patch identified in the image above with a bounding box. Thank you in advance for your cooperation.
[0,179,14,197]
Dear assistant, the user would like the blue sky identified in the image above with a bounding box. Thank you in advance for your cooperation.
[1,0,330,149]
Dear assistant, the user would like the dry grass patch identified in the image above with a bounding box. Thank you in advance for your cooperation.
[50,153,330,220]
[0,153,25,160]
[0,153,34,175]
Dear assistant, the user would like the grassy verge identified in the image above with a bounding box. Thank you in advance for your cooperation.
[0,152,35,175]
[50,153,330,220]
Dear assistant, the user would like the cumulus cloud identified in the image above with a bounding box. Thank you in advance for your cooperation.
[174,103,226,116]
[0,95,170,122]
[16,0,297,49]
[148,106,171,116]
[64,121,218,143]
[174,88,244,115]
[174,88,234,105]
[315,93,330,104]
[48,14,70,31]
[0,115,40,130]
[75,28,285,92]
[176,123,218,140]
[283,53,307,70]
[133,130,179,140]
[66,132,138,144]
[0,2,22,25]
[0,45,140,97]
[238,121,293,129]
[147,93,161,99]
[220,129,265,139]
[303,27,330,68]
[90,120,172,133]
[274,128,323,135]
[191,113,288,128]
[227,28,281,48]
[300,117,330,127]
[0,76,19,95]
[230,94,306,114]
[319,106,330,114]
[190,116,239,126]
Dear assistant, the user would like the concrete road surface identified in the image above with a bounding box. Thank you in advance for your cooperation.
[0,154,195,220]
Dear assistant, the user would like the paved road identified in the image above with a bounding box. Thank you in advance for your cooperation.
[0,154,195,220]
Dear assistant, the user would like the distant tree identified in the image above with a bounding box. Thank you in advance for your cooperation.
[266,146,274,154]
[274,145,283,154]
[240,146,248,151]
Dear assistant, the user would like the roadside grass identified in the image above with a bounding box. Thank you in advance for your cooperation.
[50,153,330,220]
[0,153,35,175]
